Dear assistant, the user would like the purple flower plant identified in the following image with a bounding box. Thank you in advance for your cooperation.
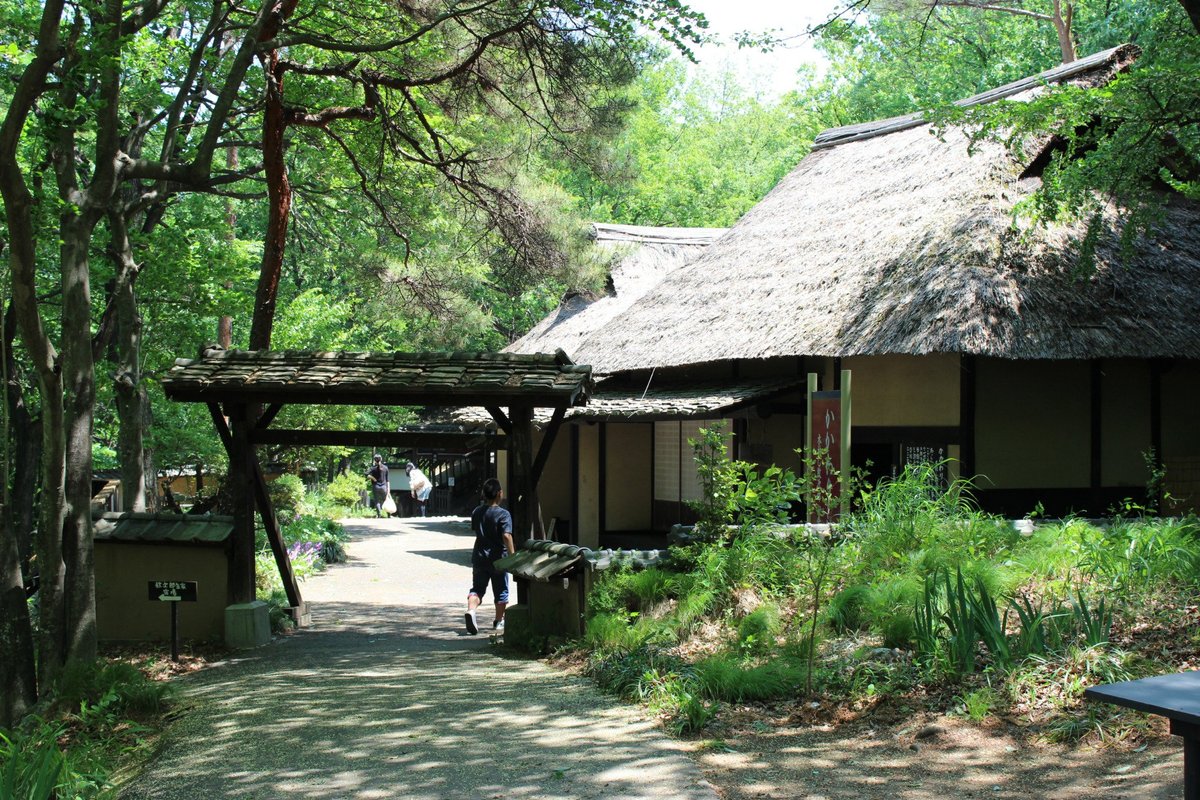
[288,541,323,564]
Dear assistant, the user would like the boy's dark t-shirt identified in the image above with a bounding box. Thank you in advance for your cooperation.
[368,463,388,489]
[471,504,513,567]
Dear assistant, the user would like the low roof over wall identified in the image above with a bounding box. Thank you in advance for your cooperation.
[93,512,234,544]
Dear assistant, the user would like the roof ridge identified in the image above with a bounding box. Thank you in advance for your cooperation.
[812,43,1140,151]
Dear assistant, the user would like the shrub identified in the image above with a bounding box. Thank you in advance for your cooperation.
[694,654,808,702]
[268,474,306,523]
[0,720,71,800]
[55,659,173,719]
[737,605,782,656]
[826,585,874,633]
[322,472,366,511]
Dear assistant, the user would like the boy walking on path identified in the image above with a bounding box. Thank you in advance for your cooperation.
[466,478,514,635]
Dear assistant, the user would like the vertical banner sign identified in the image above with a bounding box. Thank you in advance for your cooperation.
[810,391,842,522]
[805,370,853,523]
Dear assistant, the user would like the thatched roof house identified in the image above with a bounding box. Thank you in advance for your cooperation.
[506,223,725,359]
[492,45,1200,544]
[571,44,1200,374]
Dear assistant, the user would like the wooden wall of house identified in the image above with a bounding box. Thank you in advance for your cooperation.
[1100,359,1152,488]
[95,542,228,641]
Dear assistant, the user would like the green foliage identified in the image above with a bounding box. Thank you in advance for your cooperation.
[54,660,173,719]
[321,473,368,512]
[736,605,782,657]
[0,721,69,800]
[268,474,307,524]
[958,686,998,722]
[692,655,809,702]
[826,585,873,633]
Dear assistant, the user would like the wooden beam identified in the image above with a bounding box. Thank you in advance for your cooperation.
[167,387,582,408]
[530,407,566,486]
[256,403,284,430]
[249,449,303,611]
[507,405,537,544]
[207,403,234,454]
[486,406,513,435]
[250,428,502,450]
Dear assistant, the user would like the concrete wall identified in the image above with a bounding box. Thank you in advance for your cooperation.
[95,542,228,642]
[605,423,653,531]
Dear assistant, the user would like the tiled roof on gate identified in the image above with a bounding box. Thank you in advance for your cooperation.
[93,512,234,544]
[494,540,671,581]
[163,347,594,407]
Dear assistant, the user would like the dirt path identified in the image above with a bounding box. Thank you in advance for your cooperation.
[117,518,719,800]
[689,712,1182,800]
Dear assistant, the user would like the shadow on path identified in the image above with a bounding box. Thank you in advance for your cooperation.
[118,518,716,800]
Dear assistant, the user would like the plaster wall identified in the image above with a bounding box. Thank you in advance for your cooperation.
[605,423,652,530]
[976,359,1090,488]
[1163,361,1200,460]
[841,353,961,427]
[576,424,601,548]
[533,428,572,531]
[1101,359,1152,487]
[95,542,228,642]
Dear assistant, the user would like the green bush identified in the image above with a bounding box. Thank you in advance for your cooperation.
[693,654,808,702]
[55,659,173,719]
[268,474,307,523]
[826,585,874,632]
[0,720,72,800]
[322,472,366,511]
[737,605,781,656]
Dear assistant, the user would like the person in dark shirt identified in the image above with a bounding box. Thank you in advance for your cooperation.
[465,478,514,635]
[366,455,390,517]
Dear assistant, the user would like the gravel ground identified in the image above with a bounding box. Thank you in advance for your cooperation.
[116,517,719,800]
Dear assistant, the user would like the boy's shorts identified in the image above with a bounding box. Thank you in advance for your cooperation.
[469,565,509,603]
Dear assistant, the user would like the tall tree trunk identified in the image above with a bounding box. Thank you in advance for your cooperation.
[1180,0,1200,35]
[249,0,300,352]
[1,0,68,693]
[61,225,99,665]
[109,216,149,512]
[3,305,38,570]
[1050,1,1076,63]
[250,54,291,351]
[0,303,37,729]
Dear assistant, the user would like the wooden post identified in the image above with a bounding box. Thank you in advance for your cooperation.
[226,404,256,605]
[840,369,852,520]
[959,354,977,480]
[1090,359,1103,513]
[508,404,536,550]
[805,373,817,521]
[249,450,303,611]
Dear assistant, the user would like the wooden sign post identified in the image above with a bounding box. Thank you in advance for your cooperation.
[148,580,198,661]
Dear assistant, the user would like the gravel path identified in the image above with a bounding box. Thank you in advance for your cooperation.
[117,517,718,800]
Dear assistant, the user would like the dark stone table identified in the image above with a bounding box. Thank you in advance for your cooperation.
[1085,671,1200,799]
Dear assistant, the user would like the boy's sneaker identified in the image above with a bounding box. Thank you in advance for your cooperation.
[464,610,478,635]
[493,619,505,631]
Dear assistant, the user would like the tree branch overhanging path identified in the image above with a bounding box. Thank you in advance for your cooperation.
[0,0,707,726]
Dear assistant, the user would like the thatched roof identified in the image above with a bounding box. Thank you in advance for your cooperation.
[571,45,1200,374]
[452,376,800,428]
[505,223,726,359]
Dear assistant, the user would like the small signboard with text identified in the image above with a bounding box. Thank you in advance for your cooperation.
[148,580,198,603]
[810,391,842,522]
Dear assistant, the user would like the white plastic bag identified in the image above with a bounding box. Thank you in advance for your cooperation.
[382,493,397,515]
